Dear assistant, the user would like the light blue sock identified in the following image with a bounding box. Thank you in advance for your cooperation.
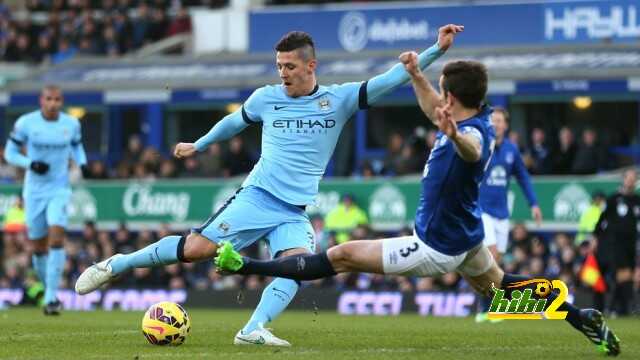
[44,248,65,304]
[32,253,48,286]
[242,278,299,334]
[110,235,181,275]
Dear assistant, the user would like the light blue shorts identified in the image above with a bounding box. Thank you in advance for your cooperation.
[24,189,71,239]
[192,186,315,258]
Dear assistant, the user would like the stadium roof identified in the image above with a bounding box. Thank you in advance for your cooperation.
[5,44,640,93]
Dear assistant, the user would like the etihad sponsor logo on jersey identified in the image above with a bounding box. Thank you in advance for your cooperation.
[31,141,70,150]
[273,119,336,134]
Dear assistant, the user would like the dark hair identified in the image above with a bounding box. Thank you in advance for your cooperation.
[41,84,62,94]
[492,106,509,122]
[441,61,488,109]
[274,31,316,61]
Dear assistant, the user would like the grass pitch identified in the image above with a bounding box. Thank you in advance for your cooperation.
[0,307,638,360]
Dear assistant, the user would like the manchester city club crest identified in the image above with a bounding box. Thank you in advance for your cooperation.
[318,99,331,111]
[218,221,230,233]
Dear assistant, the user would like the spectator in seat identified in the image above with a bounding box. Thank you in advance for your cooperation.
[383,132,404,175]
[198,143,224,178]
[167,6,191,36]
[51,37,77,64]
[572,128,602,175]
[324,194,368,244]
[529,127,552,174]
[552,126,576,175]
[85,160,110,180]
[222,137,254,177]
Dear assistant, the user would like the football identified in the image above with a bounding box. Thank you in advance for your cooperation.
[141,301,191,346]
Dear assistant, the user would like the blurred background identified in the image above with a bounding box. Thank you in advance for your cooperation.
[0,0,639,315]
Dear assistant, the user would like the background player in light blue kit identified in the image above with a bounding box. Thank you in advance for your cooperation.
[76,25,464,346]
[5,85,88,315]
[475,106,542,322]
[215,48,621,356]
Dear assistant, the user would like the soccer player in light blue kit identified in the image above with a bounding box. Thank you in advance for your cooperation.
[5,85,88,315]
[475,106,542,323]
[215,50,621,355]
[76,25,464,346]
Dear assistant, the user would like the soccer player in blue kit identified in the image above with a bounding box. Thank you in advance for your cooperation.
[76,24,464,346]
[480,107,542,263]
[5,85,88,315]
[215,49,621,355]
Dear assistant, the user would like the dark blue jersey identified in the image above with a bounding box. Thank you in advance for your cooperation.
[414,106,495,256]
[479,139,537,219]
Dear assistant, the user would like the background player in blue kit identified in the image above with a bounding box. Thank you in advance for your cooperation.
[475,106,542,322]
[480,107,542,263]
[216,51,621,356]
[5,85,88,315]
[76,25,464,346]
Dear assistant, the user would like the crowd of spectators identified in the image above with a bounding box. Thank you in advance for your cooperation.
[375,125,614,177]
[0,133,258,183]
[102,135,256,180]
[0,0,207,64]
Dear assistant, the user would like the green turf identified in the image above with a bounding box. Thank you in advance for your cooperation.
[0,307,638,359]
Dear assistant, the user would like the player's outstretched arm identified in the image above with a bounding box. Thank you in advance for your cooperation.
[174,108,249,159]
[400,51,440,123]
[512,150,542,225]
[364,24,463,106]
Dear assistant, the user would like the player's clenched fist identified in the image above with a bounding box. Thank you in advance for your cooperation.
[174,142,197,159]
[399,51,420,77]
[437,24,464,52]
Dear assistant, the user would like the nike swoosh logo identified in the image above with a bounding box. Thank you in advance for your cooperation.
[274,105,288,110]
[237,335,266,345]
[145,325,165,334]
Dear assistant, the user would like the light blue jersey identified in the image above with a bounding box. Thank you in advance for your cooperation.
[5,110,87,198]
[240,83,362,205]
[190,42,444,252]
[194,43,445,207]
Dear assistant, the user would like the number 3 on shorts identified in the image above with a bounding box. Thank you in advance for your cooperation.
[399,242,419,258]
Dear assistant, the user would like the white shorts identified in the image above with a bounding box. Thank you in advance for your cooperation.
[381,235,494,277]
[481,213,510,254]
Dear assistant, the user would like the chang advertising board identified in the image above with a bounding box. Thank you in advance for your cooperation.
[249,0,640,53]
